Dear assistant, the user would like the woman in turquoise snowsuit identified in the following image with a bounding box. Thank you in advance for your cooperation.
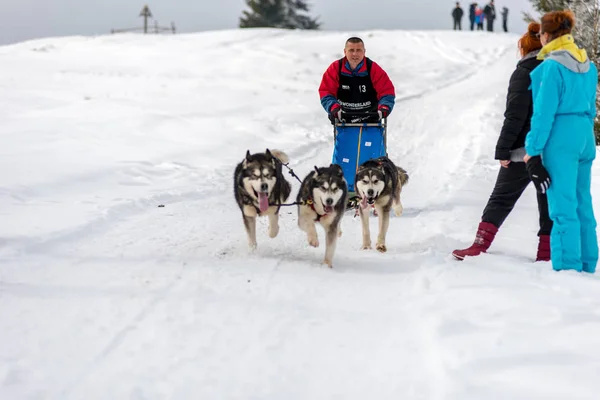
[524,10,599,273]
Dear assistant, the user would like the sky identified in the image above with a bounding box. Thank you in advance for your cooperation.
[0,0,536,45]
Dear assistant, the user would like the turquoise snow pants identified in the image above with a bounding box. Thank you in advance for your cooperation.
[543,115,598,273]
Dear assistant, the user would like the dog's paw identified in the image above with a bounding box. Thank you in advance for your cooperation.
[393,204,403,217]
[376,243,387,253]
[249,242,257,251]
[308,235,319,248]
[323,259,333,268]
[268,224,279,238]
[361,243,372,250]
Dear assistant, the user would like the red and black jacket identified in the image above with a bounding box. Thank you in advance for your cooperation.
[319,57,395,119]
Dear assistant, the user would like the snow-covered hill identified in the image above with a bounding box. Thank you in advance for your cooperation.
[1,29,599,399]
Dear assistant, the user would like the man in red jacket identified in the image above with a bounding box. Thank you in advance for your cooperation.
[319,37,396,123]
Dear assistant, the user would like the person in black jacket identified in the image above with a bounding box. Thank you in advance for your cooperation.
[452,2,464,30]
[469,3,478,31]
[502,7,509,32]
[484,0,496,32]
[453,22,552,261]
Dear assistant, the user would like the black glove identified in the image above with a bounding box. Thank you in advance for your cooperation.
[526,156,551,194]
[378,105,390,119]
[329,104,342,122]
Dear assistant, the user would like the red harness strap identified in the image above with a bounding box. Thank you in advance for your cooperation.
[307,199,327,222]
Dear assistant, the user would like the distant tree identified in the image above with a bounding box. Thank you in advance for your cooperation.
[281,1,321,29]
[570,1,600,141]
[523,0,571,21]
[239,0,320,29]
[525,0,600,143]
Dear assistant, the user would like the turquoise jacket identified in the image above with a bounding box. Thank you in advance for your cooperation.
[525,49,598,156]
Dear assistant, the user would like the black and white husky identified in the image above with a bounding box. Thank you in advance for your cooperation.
[354,156,409,252]
[234,149,292,250]
[297,164,348,267]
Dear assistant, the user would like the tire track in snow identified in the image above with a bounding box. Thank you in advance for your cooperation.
[56,262,188,400]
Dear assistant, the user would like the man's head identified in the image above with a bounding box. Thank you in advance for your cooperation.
[344,37,365,69]
[456,2,460,6]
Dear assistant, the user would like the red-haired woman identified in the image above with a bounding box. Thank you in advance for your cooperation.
[453,22,553,261]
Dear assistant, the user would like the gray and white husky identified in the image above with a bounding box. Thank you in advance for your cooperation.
[297,164,348,267]
[234,149,292,250]
[354,156,409,252]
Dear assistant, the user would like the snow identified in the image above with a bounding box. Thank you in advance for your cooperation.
[1,29,600,399]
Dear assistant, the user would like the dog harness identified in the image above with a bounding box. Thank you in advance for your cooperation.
[306,198,327,222]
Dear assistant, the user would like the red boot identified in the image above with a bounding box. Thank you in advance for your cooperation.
[536,234,551,262]
[452,222,498,260]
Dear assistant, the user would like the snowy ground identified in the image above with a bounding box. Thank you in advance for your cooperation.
[1,29,600,399]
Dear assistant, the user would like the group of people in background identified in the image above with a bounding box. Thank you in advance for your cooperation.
[452,1,509,32]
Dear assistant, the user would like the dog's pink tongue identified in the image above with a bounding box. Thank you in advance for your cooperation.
[258,193,269,213]
[360,196,368,209]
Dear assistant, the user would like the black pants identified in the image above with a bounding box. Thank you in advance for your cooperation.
[482,162,553,236]
[503,19,508,32]
[470,18,475,30]
[453,19,462,30]
[487,19,494,32]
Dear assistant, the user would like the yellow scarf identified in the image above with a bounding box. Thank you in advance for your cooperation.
[537,34,588,62]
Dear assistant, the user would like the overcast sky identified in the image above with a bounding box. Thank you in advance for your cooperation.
[0,0,536,45]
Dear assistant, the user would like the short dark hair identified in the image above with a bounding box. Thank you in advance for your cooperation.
[345,37,364,45]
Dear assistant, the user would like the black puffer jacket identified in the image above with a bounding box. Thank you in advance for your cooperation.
[495,50,542,160]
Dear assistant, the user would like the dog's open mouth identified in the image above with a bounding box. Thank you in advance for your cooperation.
[360,196,376,209]
[322,203,333,214]
[255,190,270,213]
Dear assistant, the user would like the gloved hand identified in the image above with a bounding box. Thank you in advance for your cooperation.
[526,156,551,194]
[378,105,390,120]
[330,104,342,122]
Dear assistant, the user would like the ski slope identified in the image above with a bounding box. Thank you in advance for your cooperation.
[1,29,600,399]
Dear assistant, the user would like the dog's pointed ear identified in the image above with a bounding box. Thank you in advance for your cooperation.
[314,165,320,176]
[243,150,252,167]
[331,163,344,177]
[265,149,273,160]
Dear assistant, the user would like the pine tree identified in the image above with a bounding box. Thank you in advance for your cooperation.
[239,0,320,29]
[239,0,286,28]
[568,1,600,142]
[523,0,571,20]
[282,1,321,29]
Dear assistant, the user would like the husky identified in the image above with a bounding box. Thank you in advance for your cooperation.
[354,156,409,252]
[234,149,292,250]
[297,164,348,268]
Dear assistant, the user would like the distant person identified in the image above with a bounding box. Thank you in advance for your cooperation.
[452,2,465,30]
[452,22,551,261]
[469,2,478,31]
[484,0,496,32]
[475,7,485,30]
[502,7,509,32]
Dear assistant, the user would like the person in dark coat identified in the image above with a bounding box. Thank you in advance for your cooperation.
[502,7,509,32]
[484,0,496,32]
[453,22,552,261]
[469,2,478,31]
[452,2,465,30]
